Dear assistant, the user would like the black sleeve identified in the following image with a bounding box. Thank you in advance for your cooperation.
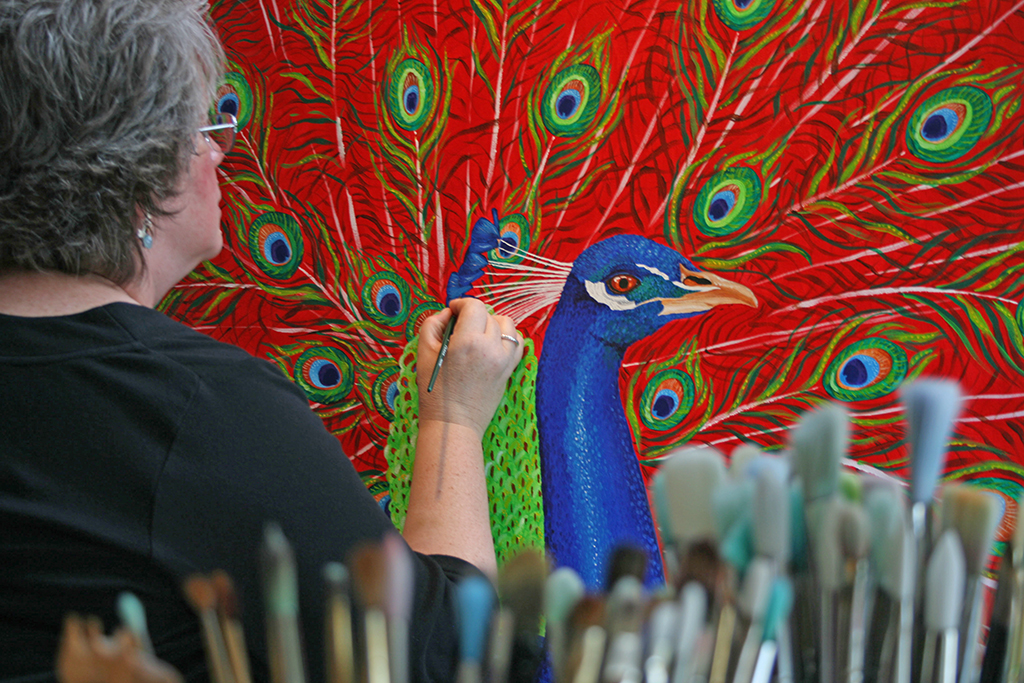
[151,354,485,683]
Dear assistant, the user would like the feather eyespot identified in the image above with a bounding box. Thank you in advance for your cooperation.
[214,71,252,129]
[387,58,435,131]
[607,273,640,294]
[692,167,762,237]
[712,0,776,30]
[248,212,304,279]
[824,338,907,401]
[372,366,400,421]
[640,369,695,431]
[361,273,411,327]
[488,214,531,265]
[541,64,601,137]
[907,86,992,163]
[294,347,354,404]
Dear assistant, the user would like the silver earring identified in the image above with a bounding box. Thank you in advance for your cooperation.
[137,211,153,249]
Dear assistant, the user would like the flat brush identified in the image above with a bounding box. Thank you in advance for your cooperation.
[863,486,911,683]
[602,576,646,683]
[261,523,307,683]
[184,575,237,683]
[565,596,606,683]
[349,541,391,683]
[836,503,869,683]
[942,485,999,683]
[920,530,965,683]
[323,562,356,683]
[499,549,547,683]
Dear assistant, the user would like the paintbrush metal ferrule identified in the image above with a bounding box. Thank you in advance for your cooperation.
[426,315,455,393]
[366,609,391,683]
[709,603,737,683]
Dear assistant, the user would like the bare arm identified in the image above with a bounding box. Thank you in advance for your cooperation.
[401,298,523,578]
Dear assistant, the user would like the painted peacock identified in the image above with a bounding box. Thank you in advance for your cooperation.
[162,0,1024,588]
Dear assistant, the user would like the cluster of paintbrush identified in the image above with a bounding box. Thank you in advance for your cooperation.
[196,522,550,683]
[626,377,1024,683]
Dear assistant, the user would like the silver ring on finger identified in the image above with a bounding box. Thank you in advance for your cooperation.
[501,334,520,347]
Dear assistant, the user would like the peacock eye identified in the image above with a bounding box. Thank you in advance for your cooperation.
[606,273,639,294]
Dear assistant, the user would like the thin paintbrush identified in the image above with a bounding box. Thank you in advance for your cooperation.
[456,575,494,683]
[730,558,773,683]
[863,486,911,683]
[979,551,1013,683]
[324,562,356,683]
[671,582,709,683]
[184,575,237,683]
[1007,491,1024,683]
[260,524,306,683]
[644,598,678,683]
[545,567,585,683]
[383,533,414,683]
[426,314,455,393]
[212,570,253,683]
[350,542,391,683]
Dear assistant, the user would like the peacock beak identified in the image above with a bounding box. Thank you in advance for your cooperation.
[656,264,757,315]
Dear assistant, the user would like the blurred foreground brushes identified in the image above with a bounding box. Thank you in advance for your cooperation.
[58,378,1024,683]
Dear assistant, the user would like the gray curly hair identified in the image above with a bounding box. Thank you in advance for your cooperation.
[0,0,225,284]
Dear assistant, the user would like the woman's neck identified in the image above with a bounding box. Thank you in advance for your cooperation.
[0,270,142,317]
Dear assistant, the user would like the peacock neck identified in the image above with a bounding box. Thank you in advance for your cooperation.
[537,292,664,590]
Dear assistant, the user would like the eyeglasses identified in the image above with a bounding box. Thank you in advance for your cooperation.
[197,112,237,155]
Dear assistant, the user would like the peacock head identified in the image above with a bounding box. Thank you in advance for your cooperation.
[565,234,757,348]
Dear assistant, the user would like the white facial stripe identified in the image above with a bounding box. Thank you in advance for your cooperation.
[637,263,670,281]
[585,280,637,311]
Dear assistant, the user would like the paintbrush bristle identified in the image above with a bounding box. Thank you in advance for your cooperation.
[925,530,966,631]
[729,444,763,478]
[791,403,849,502]
[865,487,907,597]
[349,541,388,610]
[211,570,240,621]
[839,503,870,564]
[606,544,648,590]
[457,576,495,665]
[660,446,727,549]
[544,566,585,629]
[498,548,547,633]
[941,484,1000,576]
[753,465,790,564]
[901,379,961,505]
[184,575,218,615]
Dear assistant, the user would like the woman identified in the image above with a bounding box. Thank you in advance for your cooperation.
[0,0,523,681]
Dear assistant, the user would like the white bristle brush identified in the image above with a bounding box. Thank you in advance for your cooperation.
[921,530,966,683]
[660,446,727,553]
[941,485,999,683]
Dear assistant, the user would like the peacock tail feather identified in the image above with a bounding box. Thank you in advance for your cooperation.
[160,0,1024,576]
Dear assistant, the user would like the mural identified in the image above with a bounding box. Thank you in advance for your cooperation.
[162,0,1024,589]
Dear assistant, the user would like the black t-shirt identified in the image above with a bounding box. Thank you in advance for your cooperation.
[0,302,479,682]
